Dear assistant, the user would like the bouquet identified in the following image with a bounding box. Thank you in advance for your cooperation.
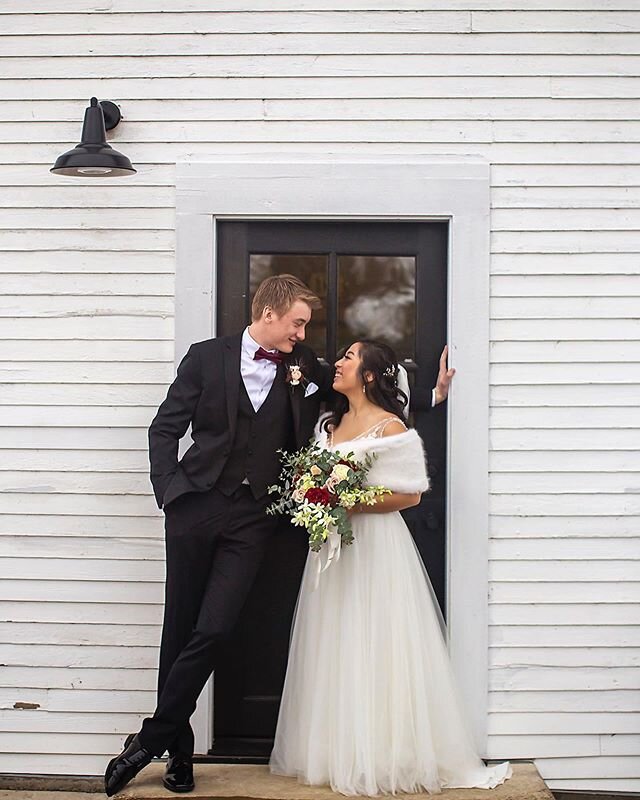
[266,442,391,552]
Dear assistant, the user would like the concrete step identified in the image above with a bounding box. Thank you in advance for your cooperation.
[116,761,552,800]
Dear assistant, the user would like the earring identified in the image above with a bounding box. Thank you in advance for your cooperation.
[362,384,366,394]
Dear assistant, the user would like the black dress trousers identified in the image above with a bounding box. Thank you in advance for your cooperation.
[139,483,277,757]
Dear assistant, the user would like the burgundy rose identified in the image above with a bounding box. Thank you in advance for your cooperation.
[305,487,332,506]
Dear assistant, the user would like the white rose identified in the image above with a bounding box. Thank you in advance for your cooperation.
[331,464,350,482]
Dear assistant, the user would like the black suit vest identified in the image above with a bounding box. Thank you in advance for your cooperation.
[216,366,294,499]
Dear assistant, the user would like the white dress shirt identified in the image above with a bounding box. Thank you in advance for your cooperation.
[241,327,279,412]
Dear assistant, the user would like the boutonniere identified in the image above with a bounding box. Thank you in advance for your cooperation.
[285,358,319,397]
[285,360,308,389]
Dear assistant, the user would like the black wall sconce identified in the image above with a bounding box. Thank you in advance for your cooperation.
[51,97,136,177]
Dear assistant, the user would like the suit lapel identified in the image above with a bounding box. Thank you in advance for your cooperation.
[223,333,243,438]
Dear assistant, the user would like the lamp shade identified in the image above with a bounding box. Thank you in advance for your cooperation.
[50,97,136,177]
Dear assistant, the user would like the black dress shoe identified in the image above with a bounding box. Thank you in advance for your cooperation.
[104,733,153,797]
[163,753,195,793]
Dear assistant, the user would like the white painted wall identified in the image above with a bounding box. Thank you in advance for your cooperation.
[0,2,638,791]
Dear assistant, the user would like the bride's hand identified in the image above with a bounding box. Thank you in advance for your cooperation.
[434,344,456,404]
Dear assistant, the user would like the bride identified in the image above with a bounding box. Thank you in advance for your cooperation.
[269,339,513,796]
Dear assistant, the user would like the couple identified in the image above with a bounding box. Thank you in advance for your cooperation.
[104,273,512,796]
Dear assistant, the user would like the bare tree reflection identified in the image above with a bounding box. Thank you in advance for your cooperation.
[339,256,415,358]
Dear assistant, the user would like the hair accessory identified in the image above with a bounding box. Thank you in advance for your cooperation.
[383,365,396,377]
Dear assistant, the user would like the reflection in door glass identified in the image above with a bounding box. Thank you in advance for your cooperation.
[338,256,416,360]
[249,254,328,358]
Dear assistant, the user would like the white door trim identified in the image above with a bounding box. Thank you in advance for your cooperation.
[175,154,491,755]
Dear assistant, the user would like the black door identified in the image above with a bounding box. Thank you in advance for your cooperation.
[209,220,448,761]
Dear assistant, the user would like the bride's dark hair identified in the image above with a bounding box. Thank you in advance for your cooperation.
[323,339,408,432]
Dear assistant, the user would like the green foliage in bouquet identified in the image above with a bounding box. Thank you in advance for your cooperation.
[267,441,391,552]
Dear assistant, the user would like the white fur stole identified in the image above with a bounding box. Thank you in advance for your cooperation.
[325,427,430,495]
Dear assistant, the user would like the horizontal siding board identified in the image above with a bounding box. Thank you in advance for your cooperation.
[490,430,640,449]
[489,494,640,515]
[1,363,171,383]
[3,558,164,581]
[492,340,640,360]
[487,734,600,758]
[2,1,639,11]
[491,603,640,625]
[0,429,149,448]
[0,753,117,775]
[0,11,474,35]
[0,535,164,559]
[0,624,161,648]
[6,96,640,123]
[490,471,640,492]
[0,730,132,754]
[0,185,174,207]
[490,690,638,713]
[0,515,161,537]
[0,687,157,713]
[0,318,174,339]
[490,406,640,426]
[490,384,640,404]
[3,54,640,80]
[489,666,640,691]
[0,601,162,625]
[491,275,640,296]
[535,755,640,779]
[0,385,168,406]
[0,341,172,361]
[489,646,640,668]
[0,274,173,295]
[0,251,176,272]
[6,141,640,165]
[0,163,174,186]
[2,581,162,604]
[491,252,640,273]
[489,583,640,604]
[490,451,640,472]
[487,712,640,735]
[487,625,640,647]
[489,538,640,559]
[548,779,640,792]
[0,406,167,426]
[0,493,160,515]
[0,709,147,733]
[490,515,639,537]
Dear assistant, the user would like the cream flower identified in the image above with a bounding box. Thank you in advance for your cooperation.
[330,463,351,482]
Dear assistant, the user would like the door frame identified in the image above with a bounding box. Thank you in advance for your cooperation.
[174,155,491,755]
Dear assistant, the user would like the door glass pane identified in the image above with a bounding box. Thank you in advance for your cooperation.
[249,254,328,358]
[338,256,416,361]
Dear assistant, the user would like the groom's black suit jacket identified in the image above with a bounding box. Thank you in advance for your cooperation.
[148,333,333,509]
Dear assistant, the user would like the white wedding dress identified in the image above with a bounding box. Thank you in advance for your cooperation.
[269,418,513,796]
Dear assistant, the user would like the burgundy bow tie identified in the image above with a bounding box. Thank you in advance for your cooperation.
[254,346,284,365]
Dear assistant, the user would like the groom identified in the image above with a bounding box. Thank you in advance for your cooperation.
[105,273,454,796]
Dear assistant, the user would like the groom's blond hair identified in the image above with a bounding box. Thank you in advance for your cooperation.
[252,274,322,321]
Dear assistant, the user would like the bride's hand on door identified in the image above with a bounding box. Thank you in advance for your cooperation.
[434,345,455,405]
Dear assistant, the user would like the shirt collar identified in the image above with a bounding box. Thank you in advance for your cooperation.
[242,326,279,358]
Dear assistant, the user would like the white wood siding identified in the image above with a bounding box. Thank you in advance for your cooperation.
[1,2,639,790]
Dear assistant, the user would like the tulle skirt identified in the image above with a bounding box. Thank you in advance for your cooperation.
[269,510,512,796]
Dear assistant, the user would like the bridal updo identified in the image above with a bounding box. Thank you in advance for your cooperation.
[324,339,409,431]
